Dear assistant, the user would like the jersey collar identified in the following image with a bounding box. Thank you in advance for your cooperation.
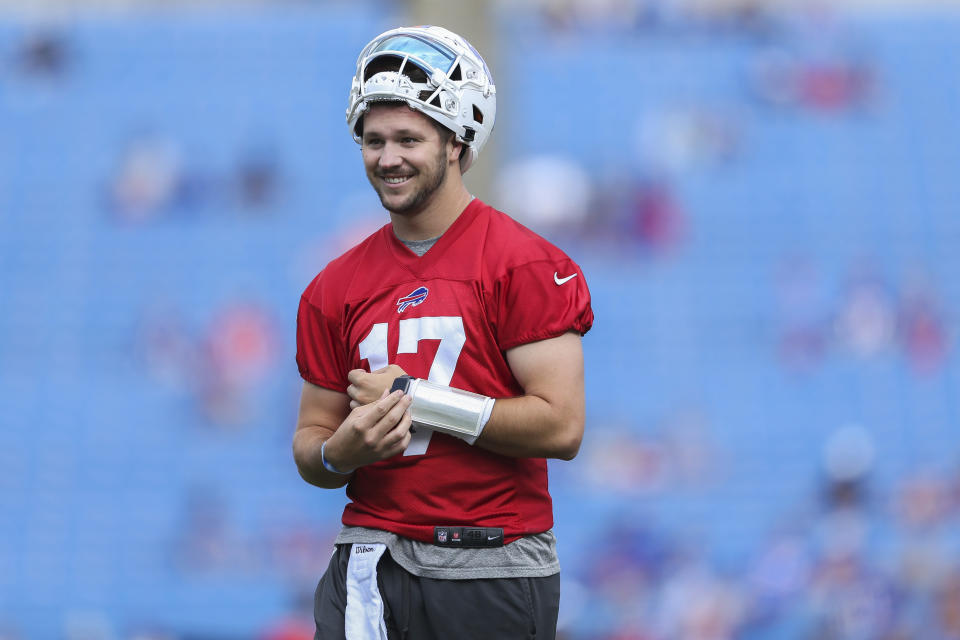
[383,197,484,275]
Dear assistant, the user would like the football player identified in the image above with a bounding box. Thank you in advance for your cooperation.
[294,25,593,639]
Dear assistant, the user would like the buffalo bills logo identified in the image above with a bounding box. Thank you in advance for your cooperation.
[397,286,428,313]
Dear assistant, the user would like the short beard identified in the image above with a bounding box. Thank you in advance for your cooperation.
[377,146,448,215]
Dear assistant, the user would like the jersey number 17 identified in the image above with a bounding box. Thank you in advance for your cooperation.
[358,316,465,456]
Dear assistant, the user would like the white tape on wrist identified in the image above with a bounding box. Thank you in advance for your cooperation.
[391,376,494,444]
[464,395,495,445]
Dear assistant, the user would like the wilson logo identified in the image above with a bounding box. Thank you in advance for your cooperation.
[397,286,428,313]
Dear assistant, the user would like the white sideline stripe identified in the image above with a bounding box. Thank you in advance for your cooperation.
[345,543,389,640]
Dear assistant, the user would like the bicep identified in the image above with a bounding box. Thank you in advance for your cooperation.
[296,381,352,438]
[505,331,585,417]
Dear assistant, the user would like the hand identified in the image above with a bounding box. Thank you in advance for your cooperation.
[323,388,413,473]
[347,365,408,409]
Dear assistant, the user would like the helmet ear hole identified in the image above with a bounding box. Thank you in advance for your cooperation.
[472,105,484,124]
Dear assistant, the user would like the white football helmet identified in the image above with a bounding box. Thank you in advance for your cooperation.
[346,25,496,173]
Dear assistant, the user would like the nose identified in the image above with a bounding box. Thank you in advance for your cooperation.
[378,142,403,171]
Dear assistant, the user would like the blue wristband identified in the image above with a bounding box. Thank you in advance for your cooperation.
[321,440,352,475]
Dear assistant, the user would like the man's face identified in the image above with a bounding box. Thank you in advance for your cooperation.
[361,104,455,215]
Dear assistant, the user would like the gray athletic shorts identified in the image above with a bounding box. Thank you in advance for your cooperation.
[314,543,561,640]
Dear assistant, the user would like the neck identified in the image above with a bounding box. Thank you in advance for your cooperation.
[389,179,473,242]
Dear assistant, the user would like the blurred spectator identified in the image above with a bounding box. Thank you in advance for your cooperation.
[258,588,315,640]
[779,321,829,371]
[137,301,280,428]
[821,424,874,514]
[660,410,719,486]
[568,444,960,638]
[577,411,719,495]
[199,302,279,427]
[748,532,814,612]
[14,30,70,79]
[582,429,670,493]
[496,154,592,234]
[835,268,897,359]
[635,107,741,173]
[657,560,747,640]
[684,0,782,37]
[234,143,282,212]
[749,41,874,113]
[63,610,115,640]
[776,258,952,374]
[107,133,283,222]
[531,0,782,37]
[107,134,186,223]
[533,0,646,33]
[125,627,178,640]
[138,304,197,393]
[581,519,674,638]
[171,485,249,574]
[260,515,336,583]
[805,552,897,640]
[937,571,960,639]
[898,275,949,374]
[776,256,829,371]
[628,178,686,254]
[586,174,687,254]
[259,618,312,640]
[893,471,955,592]
[807,427,884,639]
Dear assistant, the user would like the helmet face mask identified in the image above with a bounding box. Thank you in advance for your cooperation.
[347,26,496,173]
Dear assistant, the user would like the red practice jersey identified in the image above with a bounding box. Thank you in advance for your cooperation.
[297,199,593,543]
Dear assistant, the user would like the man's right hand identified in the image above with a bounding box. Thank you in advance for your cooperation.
[347,364,408,409]
[322,389,413,473]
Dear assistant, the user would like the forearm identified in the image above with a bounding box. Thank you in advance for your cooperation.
[292,426,351,489]
[294,384,413,488]
[474,393,583,460]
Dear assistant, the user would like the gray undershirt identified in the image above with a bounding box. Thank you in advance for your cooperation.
[359,232,558,579]
[401,235,440,257]
[399,195,475,256]
[335,526,560,579]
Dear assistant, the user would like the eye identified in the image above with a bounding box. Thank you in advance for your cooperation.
[364,137,384,148]
[400,136,419,145]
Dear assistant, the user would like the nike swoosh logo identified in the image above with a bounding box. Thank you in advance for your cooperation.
[554,272,577,285]
[487,535,500,541]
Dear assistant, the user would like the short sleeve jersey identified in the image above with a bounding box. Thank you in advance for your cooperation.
[296,199,593,543]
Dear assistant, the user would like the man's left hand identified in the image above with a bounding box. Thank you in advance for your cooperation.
[347,364,408,409]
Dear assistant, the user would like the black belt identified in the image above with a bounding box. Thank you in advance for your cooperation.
[433,526,504,548]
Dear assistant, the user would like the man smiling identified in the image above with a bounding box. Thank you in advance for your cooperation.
[361,104,454,219]
[294,25,593,640]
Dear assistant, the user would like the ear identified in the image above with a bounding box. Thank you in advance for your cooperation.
[447,137,463,165]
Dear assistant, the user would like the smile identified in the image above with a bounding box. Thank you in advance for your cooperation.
[382,175,413,185]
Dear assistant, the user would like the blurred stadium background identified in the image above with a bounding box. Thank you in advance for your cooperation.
[2,0,960,638]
